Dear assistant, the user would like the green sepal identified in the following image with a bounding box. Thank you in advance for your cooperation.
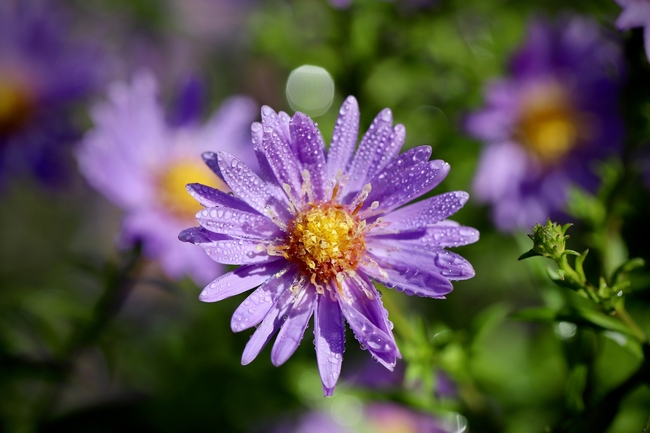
[518,249,542,261]
[574,249,589,283]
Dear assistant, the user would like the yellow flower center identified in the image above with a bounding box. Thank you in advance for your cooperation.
[283,203,367,285]
[0,75,35,135]
[516,83,584,166]
[157,159,228,221]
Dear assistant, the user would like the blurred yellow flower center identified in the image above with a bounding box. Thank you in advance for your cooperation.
[284,204,366,284]
[517,84,583,166]
[0,76,35,135]
[158,160,228,221]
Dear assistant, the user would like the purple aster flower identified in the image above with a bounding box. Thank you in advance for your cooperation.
[615,0,650,61]
[0,1,102,185]
[465,16,624,232]
[179,97,478,396]
[77,71,257,284]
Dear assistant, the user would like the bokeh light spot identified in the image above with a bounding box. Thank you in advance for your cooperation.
[286,65,334,117]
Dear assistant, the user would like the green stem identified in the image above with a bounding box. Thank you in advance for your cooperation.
[614,302,648,344]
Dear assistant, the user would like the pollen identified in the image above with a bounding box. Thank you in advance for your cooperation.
[157,159,228,221]
[283,203,367,285]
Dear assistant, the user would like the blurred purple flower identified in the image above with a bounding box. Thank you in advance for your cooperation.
[271,402,457,433]
[77,71,257,284]
[465,17,624,231]
[615,0,650,61]
[179,97,478,396]
[0,1,103,186]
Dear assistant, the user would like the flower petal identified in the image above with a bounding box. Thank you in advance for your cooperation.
[381,191,469,230]
[291,112,328,200]
[346,111,405,193]
[364,150,450,213]
[186,183,256,211]
[231,265,295,332]
[314,294,345,396]
[368,242,475,281]
[271,286,317,366]
[616,1,650,30]
[370,224,480,248]
[216,151,290,220]
[327,96,360,183]
[198,260,284,302]
[362,253,453,298]
[179,227,273,265]
[241,278,300,365]
[196,207,282,239]
[339,274,400,370]
[262,124,304,199]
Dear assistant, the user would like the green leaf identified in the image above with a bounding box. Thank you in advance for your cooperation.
[602,331,644,359]
[511,306,639,340]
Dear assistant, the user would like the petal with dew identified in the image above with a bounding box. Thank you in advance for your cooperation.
[339,275,399,370]
[291,112,328,201]
[381,191,469,230]
[262,125,304,199]
[179,227,274,265]
[314,294,345,396]
[241,280,300,365]
[216,151,290,221]
[327,96,360,183]
[231,266,296,332]
[186,183,256,212]
[362,254,453,298]
[198,260,285,302]
[196,207,282,239]
[271,286,317,366]
[346,109,405,193]
[370,223,480,248]
[368,243,475,281]
[366,158,450,214]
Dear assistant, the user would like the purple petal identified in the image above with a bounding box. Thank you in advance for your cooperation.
[291,112,328,200]
[202,151,224,179]
[231,265,296,332]
[370,224,480,248]
[251,122,278,182]
[361,253,453,298]
[314,294,345,396]
[381,191,469,230]
[196,207,282,239]
[364,150,450,213]
[327,96,360,183]
[186,183,256,212]
[262,125,303,199]
[338,274,399,370]
[368,242,475,281]
[261,106,293,148]
[271,286,317,366]
[346,109,405,193]
[216,151,290,220]
[241,277,300,365]
[179,227,274,265]
[616,1,650,30]
[198,260,284,302]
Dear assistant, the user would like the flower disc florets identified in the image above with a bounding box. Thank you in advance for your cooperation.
[284,202,366,284]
